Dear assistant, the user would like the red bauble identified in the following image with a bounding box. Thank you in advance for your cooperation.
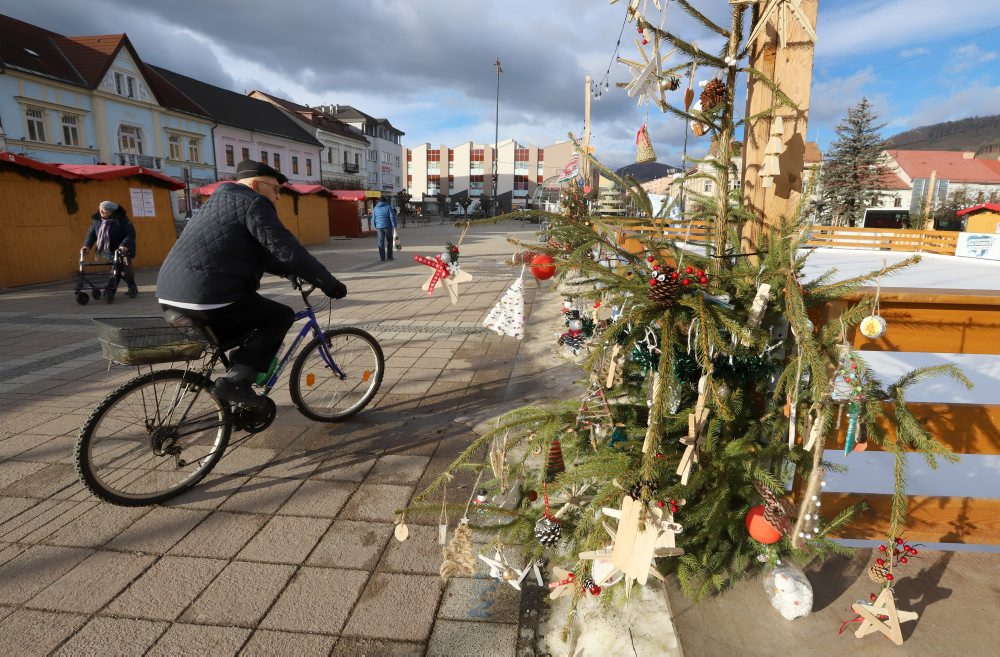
[746,505,782,544]
[670,272,679,280]
[647,256,655,262]
[885,573,894,581]
[583,185,592,194]
[682,278,690,286]
[589,584,602,596]
[530,254,557,280]
[685,266,693,274]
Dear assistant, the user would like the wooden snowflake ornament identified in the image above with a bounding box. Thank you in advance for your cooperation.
[579,496,683,597]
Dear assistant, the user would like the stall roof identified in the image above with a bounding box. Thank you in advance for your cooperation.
[285,184,332,197]
[956,203,1000,217]
[58,164,185,190]
[328,190,368,201]
[0,151,82,180]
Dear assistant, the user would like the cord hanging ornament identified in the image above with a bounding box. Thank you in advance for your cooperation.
[860,264,888,340]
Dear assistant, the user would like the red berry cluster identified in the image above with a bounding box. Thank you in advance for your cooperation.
[868,537,920,600]
[646,256,709,287]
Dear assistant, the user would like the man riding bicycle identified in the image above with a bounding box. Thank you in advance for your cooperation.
[156,159,347,408]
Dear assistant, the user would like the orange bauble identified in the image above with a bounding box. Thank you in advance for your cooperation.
[745,505,782,544]
[530,254,557,280]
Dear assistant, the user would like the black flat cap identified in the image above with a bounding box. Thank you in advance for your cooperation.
[235,159,288,185]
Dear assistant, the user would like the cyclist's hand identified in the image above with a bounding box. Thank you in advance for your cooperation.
[322,279,347,299]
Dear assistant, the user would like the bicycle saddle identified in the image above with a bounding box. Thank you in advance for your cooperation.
[162,308,205,329]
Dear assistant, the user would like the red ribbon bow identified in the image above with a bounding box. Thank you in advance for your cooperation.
[413,254,450,295]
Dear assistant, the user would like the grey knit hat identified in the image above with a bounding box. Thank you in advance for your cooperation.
[99,200,119,212]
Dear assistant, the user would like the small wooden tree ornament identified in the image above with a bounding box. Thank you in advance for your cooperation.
[851,587,918,646]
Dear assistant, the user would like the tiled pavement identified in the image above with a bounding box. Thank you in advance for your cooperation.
[0,220,558,656]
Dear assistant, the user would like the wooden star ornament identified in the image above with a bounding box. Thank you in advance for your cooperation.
[477,548,524,590]
[851,587,918,646]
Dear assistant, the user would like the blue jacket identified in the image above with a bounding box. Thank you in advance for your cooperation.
[371,201,397,229]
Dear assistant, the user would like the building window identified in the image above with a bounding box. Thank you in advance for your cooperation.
[273,153,280,171]
[355,153,360,167]
[26,107,46,142]
[382,151,392,163]
[395,155,401,166]
[168,135,182,160]
[188,138,201,163]
[242,146,250,161]
[369,171,378,184]
[60,114,80,146]
[118,124,143,153]
[396,175,400,186]
[114,72,124,95]
[703,180,712,193]
[127,76,135,98]
[306,159,313,176]
[260,150,268,164]
[114,72,137,98]
[328,148,333,164]
[368,149,378,162]
[225,144,235,167]
[291,156,299,175]
[894,196,902,208]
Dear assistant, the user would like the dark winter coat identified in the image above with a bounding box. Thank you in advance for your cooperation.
[83,208,136,258]
[371,200,397,229]
[156,182,338,304]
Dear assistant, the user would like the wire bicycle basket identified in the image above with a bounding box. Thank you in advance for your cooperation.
[93,317,209,366]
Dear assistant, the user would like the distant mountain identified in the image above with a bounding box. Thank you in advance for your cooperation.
[885,115,1000,153]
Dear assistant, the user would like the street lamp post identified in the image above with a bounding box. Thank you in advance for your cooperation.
[493,57,502,217]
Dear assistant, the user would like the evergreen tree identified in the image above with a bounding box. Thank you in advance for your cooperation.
[821,99,892,226]
[405,2,967,627]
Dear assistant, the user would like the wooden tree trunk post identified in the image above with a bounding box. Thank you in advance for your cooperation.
[741,0,820,253]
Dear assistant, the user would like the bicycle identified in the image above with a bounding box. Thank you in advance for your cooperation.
[74,278,384,507]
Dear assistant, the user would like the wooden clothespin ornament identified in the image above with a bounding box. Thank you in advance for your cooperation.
[676,374,711,485]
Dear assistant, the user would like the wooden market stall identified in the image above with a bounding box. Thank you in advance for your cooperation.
[192,181,331,246]
[327,189,367,238]
[957,203,1000,234]
[0,152,182,288]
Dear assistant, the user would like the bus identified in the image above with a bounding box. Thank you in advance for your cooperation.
[861,208,909,229]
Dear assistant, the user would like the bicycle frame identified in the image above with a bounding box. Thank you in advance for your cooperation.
[256,299,345,393]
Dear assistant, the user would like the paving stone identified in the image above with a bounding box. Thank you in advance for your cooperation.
[0,463,80,499]
[260,450,321,479]
[27,550,155,613]
[237,515,330,564]
[338,483,414,522]
[147,623,251,657]
[379,523,448,575]
[437,576,522,623]
[0,460,47,488]
[307,519,393,570]
[166,509,268,559]
[106,507,209,553]
[9,435,75,464]
[241,629,337,656]
[212,447,277,476]
[0,499,93,543]
[277,479,355,517]
[163,474,249,510]
[260,567,367,634]
[0,609,88,655]
[217,476,302,514]
[44,503,150,548]
[104,555,227,621]
[341,573,443,642]
[180,561,295,627]
[0,495,36,525]
[0,435,49,461]
[0,544,91,605]
[332,637,425,657]
[53,616,168,656]
[426,619,517,657]
[366,454,431,485]
[0,542,25,567]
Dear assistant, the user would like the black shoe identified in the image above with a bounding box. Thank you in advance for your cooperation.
[387,256,394,260]
[127,283,139,298]
[212,377,266,408]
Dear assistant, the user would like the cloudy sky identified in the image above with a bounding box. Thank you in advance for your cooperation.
[5,0,999,169]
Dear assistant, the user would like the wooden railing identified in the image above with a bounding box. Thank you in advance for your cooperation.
[615,222,960,256]
[805,226,958,255]
[817,289,1000,544]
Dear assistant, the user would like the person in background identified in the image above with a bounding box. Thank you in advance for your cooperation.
[156,159,347,408]
[371,196,398,262]
[82,200,138,299]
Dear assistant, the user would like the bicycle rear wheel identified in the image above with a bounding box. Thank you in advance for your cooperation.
[289,327,384,422]
[76,369,231,506]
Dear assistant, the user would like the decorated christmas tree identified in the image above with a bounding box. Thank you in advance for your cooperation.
[403,0,968,639]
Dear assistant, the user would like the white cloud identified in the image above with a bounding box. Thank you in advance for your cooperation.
[948,44,998,73]
[898,83,1000,127]
[899,47,929,58]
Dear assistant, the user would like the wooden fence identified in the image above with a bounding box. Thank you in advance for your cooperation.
[819,289,1000,544]
[615,221,960,256]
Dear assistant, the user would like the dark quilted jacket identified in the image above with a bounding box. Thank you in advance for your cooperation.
[156,182,337,304]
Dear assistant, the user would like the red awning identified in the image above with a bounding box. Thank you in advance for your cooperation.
[956,203,1000,217]
[58,164,185,190]
[0,151,82,180]
[192,181,230,196]
[328,190,367,201]
[285,184,332,197]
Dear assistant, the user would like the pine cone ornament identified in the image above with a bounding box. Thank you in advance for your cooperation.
[699,78,727,110]
[628,479,659,500]
[534,516,563,547]
[558,330,584,354]
[545,438,565,483]
[648,269,681,307]
[867,562,890,584]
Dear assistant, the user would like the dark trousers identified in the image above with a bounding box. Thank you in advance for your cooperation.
[162,294,295,372]
[376,227,393,260]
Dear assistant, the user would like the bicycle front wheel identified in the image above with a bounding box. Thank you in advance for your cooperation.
[290,327,384,422]
[76,369,231,506]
